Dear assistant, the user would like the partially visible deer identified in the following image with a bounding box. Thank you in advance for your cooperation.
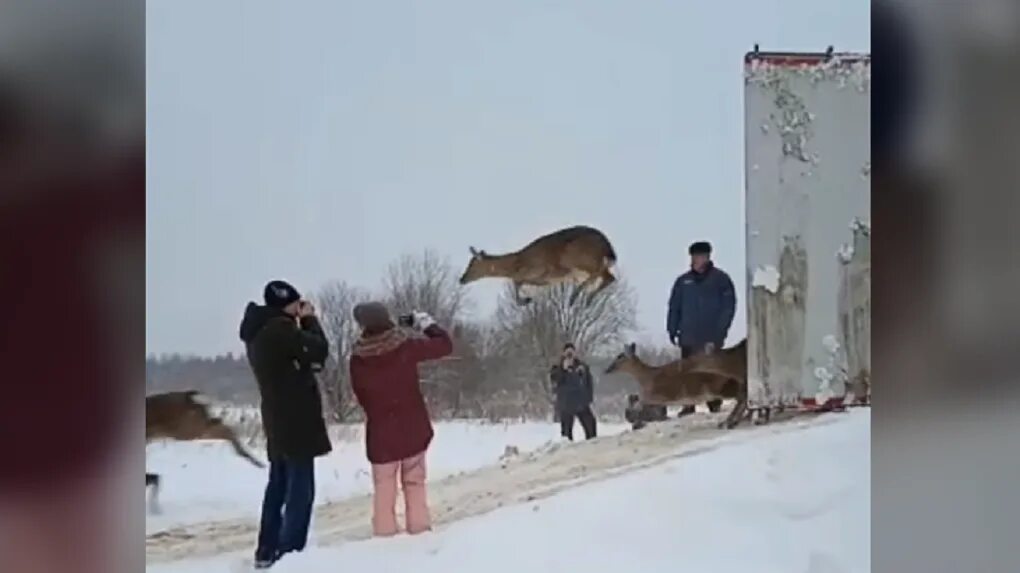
[672,338,748,383]
[458,225,618,306]
[605,343,748,429]
[145,391,265,514]
[672,339,779,423]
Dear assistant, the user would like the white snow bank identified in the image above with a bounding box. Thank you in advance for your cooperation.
[151,410,870,573]
[146,420,628,534]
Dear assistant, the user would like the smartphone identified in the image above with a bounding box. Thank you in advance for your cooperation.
[397,314,414,327]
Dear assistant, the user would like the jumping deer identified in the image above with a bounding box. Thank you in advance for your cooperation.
[145,390,264,514]
[605,343,748,429]
[458,225,618,306]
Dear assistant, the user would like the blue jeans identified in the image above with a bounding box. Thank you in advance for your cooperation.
[255,458,316,562]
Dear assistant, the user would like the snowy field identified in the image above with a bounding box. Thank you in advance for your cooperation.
[146,419,629,534]
[148,410,869,573]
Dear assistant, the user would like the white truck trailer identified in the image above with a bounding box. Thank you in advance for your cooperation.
[743,49,871,412]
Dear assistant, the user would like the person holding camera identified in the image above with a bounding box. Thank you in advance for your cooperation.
[549,342,598,441]
[239,280,332,569]
[349,302,453,537]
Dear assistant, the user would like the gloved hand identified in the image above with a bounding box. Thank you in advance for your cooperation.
[411,311,436,331]
[669,332,680,347]
[703,342,716,354]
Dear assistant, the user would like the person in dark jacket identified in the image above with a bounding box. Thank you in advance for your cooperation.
[666,241,737,417]
[238,280,332,569]
[549,343,598,441]
[349,302,453,537]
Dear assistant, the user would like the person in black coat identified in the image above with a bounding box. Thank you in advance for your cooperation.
[239,280,332,569]
[666,241,737,416]
[549,343,597,440]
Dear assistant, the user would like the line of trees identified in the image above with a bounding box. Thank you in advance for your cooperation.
[147,249,674,421]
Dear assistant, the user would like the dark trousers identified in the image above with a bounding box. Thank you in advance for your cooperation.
[560,406,597,440]
[679,344,723,416]
[255,458,316,562]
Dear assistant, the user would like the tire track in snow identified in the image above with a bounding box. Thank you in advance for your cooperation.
[146,412,842,563]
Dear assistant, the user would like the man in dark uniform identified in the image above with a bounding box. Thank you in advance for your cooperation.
[666,241,737,417]
[549,343,598,440]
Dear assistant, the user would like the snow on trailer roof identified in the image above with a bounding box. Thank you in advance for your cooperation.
[744,48,870,91]
[744,49,871,66]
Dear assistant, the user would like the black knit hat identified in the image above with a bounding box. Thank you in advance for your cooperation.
[689,241,712,255]
[263,280,301,308]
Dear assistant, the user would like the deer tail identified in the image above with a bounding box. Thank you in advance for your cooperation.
[604,242,617,264]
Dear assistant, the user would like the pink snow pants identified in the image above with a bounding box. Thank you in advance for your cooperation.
[370,450,431,536]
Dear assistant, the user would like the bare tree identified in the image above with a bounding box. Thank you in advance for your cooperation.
[496,275,637,358]
[493,275,638,414]
[382,249,469,324]
[312,280,372,422]
[379,249,474,416]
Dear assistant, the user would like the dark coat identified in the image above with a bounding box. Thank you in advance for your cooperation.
[549,360,595,414]
[349,325,453,464]
[239,303,332,461]
[666,262,737,348]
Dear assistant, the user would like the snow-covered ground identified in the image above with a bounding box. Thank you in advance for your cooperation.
[148,410,870,573]
[146,419,629,534]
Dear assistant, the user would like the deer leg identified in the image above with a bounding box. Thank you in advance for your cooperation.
[589,268,616,298]
[721,397,748,429]
[512,281,533,305]
[568,274,598,306]
[146,473,162,514]
[204,420,265,468]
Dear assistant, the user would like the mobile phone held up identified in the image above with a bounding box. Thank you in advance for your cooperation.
[397,314,415,328]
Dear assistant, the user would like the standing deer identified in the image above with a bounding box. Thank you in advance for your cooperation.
[605,342,748,429]
[458,225,618,306]
[145,391,264,514]
[670,339,771,422]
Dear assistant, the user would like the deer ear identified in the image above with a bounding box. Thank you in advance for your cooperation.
[626,342,636,355]
[469,246,479,257]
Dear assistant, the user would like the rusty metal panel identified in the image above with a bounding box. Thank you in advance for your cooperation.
[743,51,871,406]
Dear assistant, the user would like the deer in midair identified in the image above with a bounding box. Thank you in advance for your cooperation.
[605,342,748,429]
[145,391,265,514]
[458,225,618,306]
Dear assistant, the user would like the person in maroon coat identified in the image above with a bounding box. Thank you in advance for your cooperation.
[349,302,453,536]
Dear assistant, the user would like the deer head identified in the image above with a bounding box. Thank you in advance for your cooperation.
[458,246,495,285]
[604,342,638,374]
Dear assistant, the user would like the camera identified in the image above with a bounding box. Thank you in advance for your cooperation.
[397,314,415,327]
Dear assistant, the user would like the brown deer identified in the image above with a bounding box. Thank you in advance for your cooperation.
[605,343,748,429]
[672,339,785,422]
[672,338,748,384]
[145,391,265,513]
[458,225,618,306]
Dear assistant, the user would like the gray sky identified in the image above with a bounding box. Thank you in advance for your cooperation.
[147,0,870,357]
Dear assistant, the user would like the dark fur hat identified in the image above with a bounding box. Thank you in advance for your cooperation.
[688,241,712,255]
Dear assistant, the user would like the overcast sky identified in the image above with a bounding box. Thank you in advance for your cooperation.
[146,0,869,357]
